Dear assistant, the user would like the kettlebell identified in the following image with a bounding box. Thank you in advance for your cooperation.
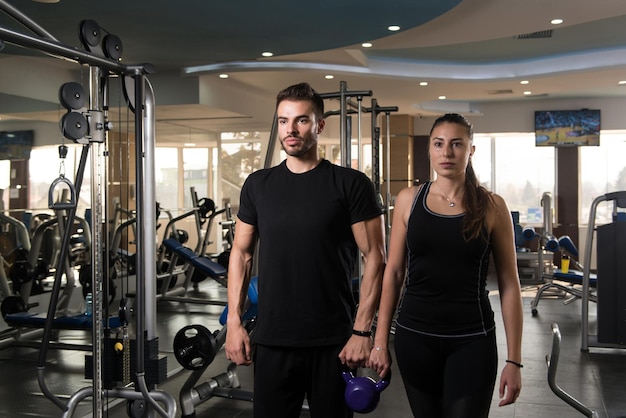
[342,368,391,413]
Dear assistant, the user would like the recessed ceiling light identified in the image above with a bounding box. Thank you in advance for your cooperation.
[419,81,428,86]
[324,75,334,80]
[551,18,563,25]
[438,95,446,100]
[261,51,273,57]
[619,80,626,85]
[219,74,229,79]
[387,25,400,31]
[520,80,529,85]
[523,91,532,95]
[361,42,373,48]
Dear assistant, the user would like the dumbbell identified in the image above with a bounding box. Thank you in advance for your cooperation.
[342,368,391,414]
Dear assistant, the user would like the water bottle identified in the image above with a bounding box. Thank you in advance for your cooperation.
[85,293,93,316]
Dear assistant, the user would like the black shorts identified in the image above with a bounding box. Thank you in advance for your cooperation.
[253,344,352,418]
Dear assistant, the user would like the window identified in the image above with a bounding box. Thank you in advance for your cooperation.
[182,148,209,208]
[154,147,179,211]
[580,130,626,225]
[0,160,9,211]
[220,133,264,213]
[471,135,493,190]
[474,133,555,225]
[28,145,91,217]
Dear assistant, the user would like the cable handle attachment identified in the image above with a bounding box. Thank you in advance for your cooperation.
[48,175,77,210]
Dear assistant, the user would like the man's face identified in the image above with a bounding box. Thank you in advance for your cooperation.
[277,99,324,158]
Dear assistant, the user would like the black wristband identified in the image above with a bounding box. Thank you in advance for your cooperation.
[352,329,372,337]
[505,359,523,368]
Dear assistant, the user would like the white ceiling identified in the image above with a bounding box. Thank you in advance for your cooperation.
[2,0,626,144]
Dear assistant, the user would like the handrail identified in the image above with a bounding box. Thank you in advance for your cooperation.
[547,323,598,417]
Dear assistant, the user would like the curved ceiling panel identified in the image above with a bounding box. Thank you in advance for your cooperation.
[0,0,461,70]
[365,15,626,65]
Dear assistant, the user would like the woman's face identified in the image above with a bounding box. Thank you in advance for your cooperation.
[429,121,475,178]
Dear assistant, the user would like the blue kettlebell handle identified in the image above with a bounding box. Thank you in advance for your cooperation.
[342,368,392,391]
[374,369,391,392]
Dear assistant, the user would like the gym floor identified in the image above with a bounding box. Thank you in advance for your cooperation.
[1,273,626,418]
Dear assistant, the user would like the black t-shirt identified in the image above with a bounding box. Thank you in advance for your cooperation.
[237,159,382,346]
[397,182,495,336]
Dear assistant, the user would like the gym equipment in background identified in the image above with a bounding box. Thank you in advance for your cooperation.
[528,232,597,317]
[581,191,626,351]
[0,212,35,318]
[176,277,259,418]
[1,211,90,322]
[0,5,175,417]
[154,192,230,305]
[547,323,598,417]
[514,192,557,285]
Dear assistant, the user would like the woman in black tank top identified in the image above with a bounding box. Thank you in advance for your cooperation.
[368,114,523,418]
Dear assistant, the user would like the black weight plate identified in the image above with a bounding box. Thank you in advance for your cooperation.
[1,296,27,319]
[79,19,101,48]
[59,82,86,110]
[61,112,88,140]
[104,34,123,61]
[173,324,215,370]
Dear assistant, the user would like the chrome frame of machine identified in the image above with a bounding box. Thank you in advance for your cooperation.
[0,1,175,416]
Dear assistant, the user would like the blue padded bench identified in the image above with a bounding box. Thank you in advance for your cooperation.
[5,311,122,330]
[163,238,227,284]
[531,269,598,316]
[553,269,597,286]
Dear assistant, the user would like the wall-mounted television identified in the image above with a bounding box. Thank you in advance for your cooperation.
[0,130,34,160]
[535,109,600,146]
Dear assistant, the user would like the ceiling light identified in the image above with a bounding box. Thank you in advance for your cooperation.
[438,95,446,100]
[520,80,529,85]
[261,51,273,57]
[387,25,400,31]
[523,91,532,95]
[219,74,229,79]
[184,143,196,147]
[619,80,626,85]
[550,18,563,25]
[419,81,428,86]
[324,75,334,80]
[361,42,373,48]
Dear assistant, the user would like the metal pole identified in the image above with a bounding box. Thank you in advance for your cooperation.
[339,81,348,167]
[357,97,363,172]
[133,71,146,377]
[385,112,392,237]
[370,99,379,192]
[144,78,157,339]
[88,65,105,418]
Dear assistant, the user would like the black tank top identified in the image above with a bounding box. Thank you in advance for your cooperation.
[396,182,495,337]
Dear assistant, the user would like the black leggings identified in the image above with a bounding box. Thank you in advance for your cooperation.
[394,326,498,418]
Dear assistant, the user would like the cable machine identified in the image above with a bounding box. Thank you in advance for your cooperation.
[0,2,175,417]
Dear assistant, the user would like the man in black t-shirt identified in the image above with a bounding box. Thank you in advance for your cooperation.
[225,82,386,418]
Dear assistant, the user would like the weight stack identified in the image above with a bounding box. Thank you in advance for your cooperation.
[597,221,626,345]
[85,336,168,389]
